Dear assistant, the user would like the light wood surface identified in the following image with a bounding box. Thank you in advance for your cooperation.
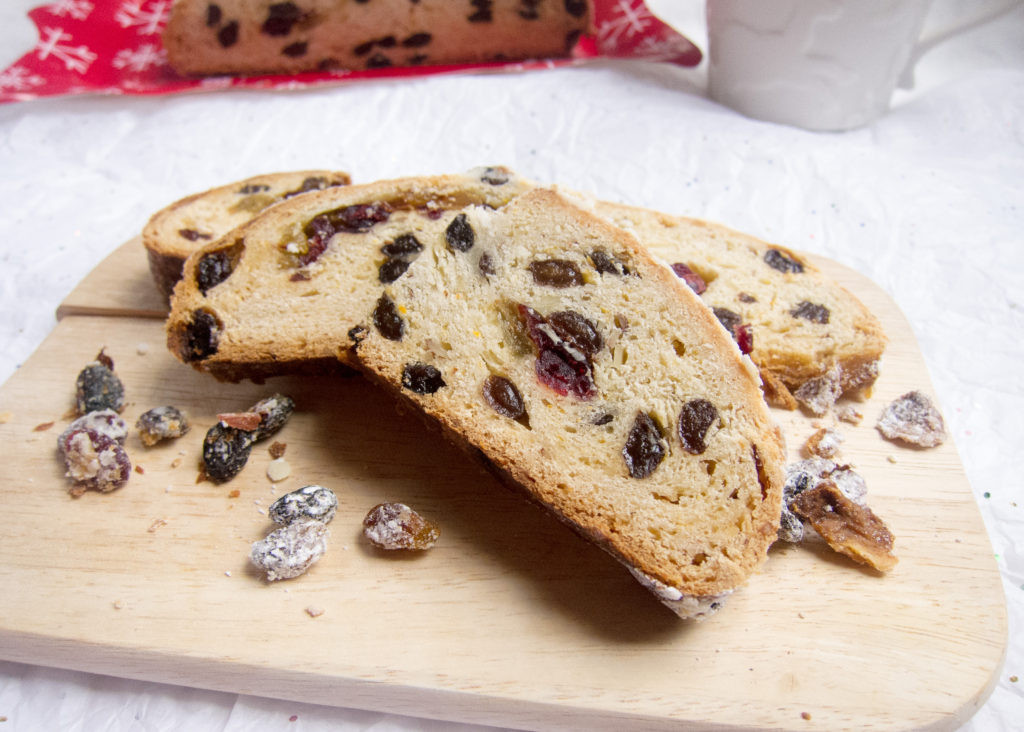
[0,240,1006,731]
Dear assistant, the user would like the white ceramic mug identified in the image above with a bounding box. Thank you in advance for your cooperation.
[705,0,1022,131]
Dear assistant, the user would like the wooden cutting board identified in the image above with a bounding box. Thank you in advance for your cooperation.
[0,240,1006,731]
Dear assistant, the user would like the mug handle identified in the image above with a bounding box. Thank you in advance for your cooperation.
[898,0,1023,89]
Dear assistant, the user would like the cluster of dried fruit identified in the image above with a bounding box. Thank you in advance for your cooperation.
[250,484,337,581]
[201,393,295,482]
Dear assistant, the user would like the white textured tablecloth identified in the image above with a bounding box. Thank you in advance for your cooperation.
[1,2,1021,730]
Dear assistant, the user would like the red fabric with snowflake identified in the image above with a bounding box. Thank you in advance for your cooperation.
[0,0,700,104]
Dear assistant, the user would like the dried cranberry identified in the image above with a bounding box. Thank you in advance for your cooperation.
[678,399,717,455]
[482,375,527,423]
[402,363,445,395]
[518,304,596,400]
[764,248,804,274]
[372,294,404,341]
[735,323,754,354]
[528,259,583,288]
[445,213,475,252]
[670,263,707,295]
[790,301,830,324]
[262,2,301,36]
[623,412,666,479]
[547,311,603,358]
[184,309,221,361]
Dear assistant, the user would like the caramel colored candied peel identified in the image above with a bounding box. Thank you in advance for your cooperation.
[790,481,898,572]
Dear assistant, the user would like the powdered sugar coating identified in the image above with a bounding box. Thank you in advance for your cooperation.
[779,457,868,542]
[136,406,190,446]
[269,484,337,525]
[58,409,127,448]
[876,391,946,447]
[250,519,329,581]
[793,365,842,416]
[59,427,131,497]
[363,502,439,550]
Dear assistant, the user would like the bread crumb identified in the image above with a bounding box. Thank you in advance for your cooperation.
[887,455,898,463]
[147,518,167,533]
[801,712,812,721]
[0,411,12,424]
[134,464,145,474]
[305,605,325,618]
[224,570,232,577]
[33,421,55,432]
[136,343,150,355]
[170,456,183,468]
[267,457,291,482]
[269,441,287,459]
[113,600,125,610]
[228,489,241,498]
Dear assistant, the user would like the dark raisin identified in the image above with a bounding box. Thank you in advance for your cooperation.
[764,248,804,274]
[738,292,756,303]
[518,304,596,399]
[529,259,583,288]
[375,35,396,48]
[592,412,614,426]
[347,325,367,346]
[479,166,510,185]
[75,354,125,415]
[206,3,222,26]
[217,20,239,47]
[482,375,527,423]
[565,0,587,17]
[790,301,830,324]
[565,29,582,52]
[196,241,242,294]
[590,249,628,276]
[468,0,494,22]
[202,422,254,483]
[547,310,603,357]
[250,393,295,441]
[367,53,393,68]
[407,53,428,65]
[282,176,329,198]
[237,183,270,194]
[270,484,338,525]
[378,258,411,284]
[262,2,301,36]
[282,41,308,57]
[372,294,404,341]
[712,307,742,333]
[670,263,707,295]
[402,32,432,48]
[354,39,374,56]
[678,399,717,454]
[178,228,212,241]
[402,363,445,395]
[136,406,190,446]
[381,233,423,258]
[445,213,475,252]
[184,309,221,361]
[623,412,666,479]
[478,252,496,276]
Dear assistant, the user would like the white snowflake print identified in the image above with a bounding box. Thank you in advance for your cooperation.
[115,0,172,35]
[35,27,97,73]
[112,44,166,72]
[630,34,692,62]
[46,0,95,21]
[597,0,658,48]
[0,65,46,92]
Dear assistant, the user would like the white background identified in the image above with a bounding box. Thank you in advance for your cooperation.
[0,1,1022,730]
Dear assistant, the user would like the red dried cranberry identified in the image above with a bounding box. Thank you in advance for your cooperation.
[372,294,404,341]
[790,301,830,324]
[623,412,666,479]
[764,248,804,274]
[482,375,527,423]
[518,305,596,400]
[528,259,583,288]
[445,213,475,252]
[670,263,707,295]
[735,324,754,355]
[402,363,445,395]
[678,399,717,454]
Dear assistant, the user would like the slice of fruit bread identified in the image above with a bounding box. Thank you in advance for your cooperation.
[166,167,533,382]
[144,170,351,300]
[345,187,785,619]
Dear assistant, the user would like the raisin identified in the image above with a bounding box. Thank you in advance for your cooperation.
[380,233,423,258]
[75,352,125,414]
[670,263,707,295]
[678,399,717,454]
[482,375,527,423]
[791,301,830,324]
[178,228,211,242]
[250,519,329,581]
[445,213,475,252]
[59,427,131,496]
[269,484,338,525]
[547,310,603,358]
[378,258,411,284]
[262,2,301,36]
[303,202,392,241]
[249,393,295,440]
[402,363,445,395]
[590,249,628,276]
[623,412,666,479]
[479,166,510,185]
[764,248,804,274]
[528,259,583,288]
[206,3,221,26]
[282,41,308,57]
[184,309,221,361]
[372,294,404,341]
[363,502,440,550]
[237,183,270,194]
[737,292,756,303]
[367,53,392,69]
[713,307,753,354]
[282,176,329,198]
[196,240,242,294]
[592,412,614,426]
[402,32,432,48]
[202,422,254,483]
[712,307,742,333]
[565,0,588,17]
[518,304,596,399]
[468,0,494,23]
[478,252,496,276]
[354,40,374,56]
[217,20,239,47]
[136,406,190,446]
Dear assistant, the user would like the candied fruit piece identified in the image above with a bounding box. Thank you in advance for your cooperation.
[804,427,843,459]
[670,263,707,294]
[678,399,717,455]
[623,412,666,479]
[136,406,190,446]
[269,484,338,525]
[876,391,946,447]
[402,362,446,395]
[363,502,440,550]
[250,519,329,581]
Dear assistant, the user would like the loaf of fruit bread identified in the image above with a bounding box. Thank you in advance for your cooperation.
[591,201,887,411]
[343,187,785,618]
[143,169,351,300]
[162,0,592,77]
[166,167,536,381]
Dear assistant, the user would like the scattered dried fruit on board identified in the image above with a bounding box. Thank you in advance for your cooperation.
[804,427,844,459]
[269,484,338,525]
[58,427,132,497]
[74,350,125,415]
[201,394,294,482]
[136,406,190,446]
[363,502,439,550]
[250,519,329,581]
[876,390,946,447]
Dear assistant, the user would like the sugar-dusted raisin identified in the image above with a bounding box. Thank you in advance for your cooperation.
[75,351,125,415]
[202,422,254,483]
[249,393,295,441]
[670,263,707,295]
[59,428,131,497]
[623,412,666,479]
[59,409,127,448]
[372,294,405,341]
[482,374,527,424]
[269,484,338,525]
[445,213,475,252]
[262,1,301,35]
[678,398,717,454]
[791,301,830,324]
[876,391,946,447]
[764,248,804,274]
[363,502,440,550]
[528,259,583,288]
[136,406,190,446]
[402,363,445,395]
[250,519,329,581]
[184,309,222,361]
[793,366,842,416]
[547,310,603,358]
